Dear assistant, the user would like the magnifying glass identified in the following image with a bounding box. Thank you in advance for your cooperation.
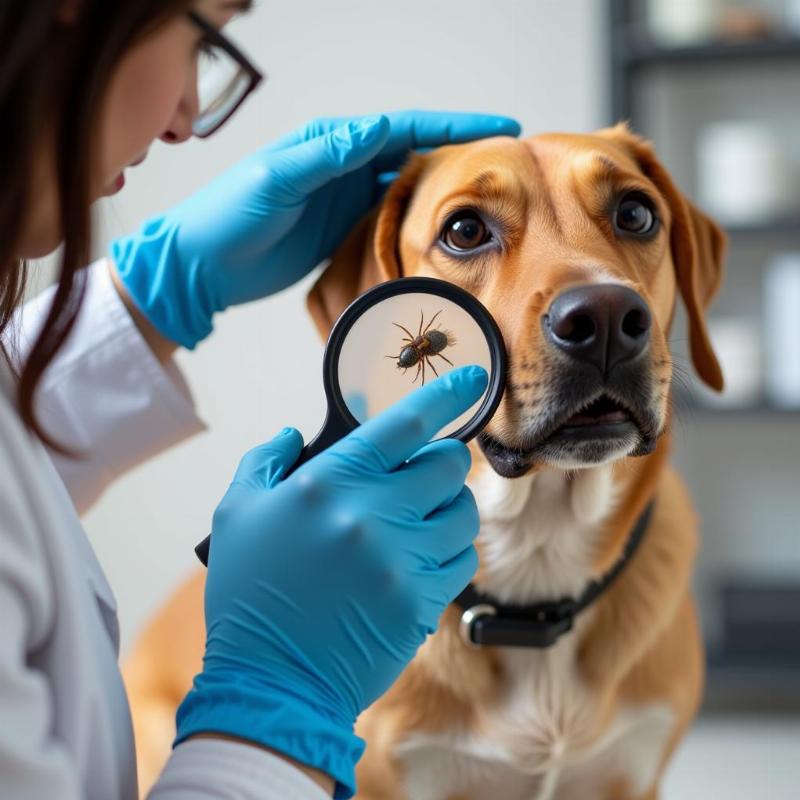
[195,276,507,566]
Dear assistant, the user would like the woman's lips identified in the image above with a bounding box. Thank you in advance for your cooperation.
[103,172,125,196]
[102,152,147,196]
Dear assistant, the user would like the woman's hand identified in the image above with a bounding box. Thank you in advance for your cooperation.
[175,366,487,799]
[110,110,520,349]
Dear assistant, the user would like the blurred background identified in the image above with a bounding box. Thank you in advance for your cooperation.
[35,0,800,796]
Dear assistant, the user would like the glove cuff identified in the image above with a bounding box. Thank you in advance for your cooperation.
[174,670,365,800]
[110,215,218,350]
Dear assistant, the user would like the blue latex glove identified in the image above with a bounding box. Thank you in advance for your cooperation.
[175,365,487,799]
[111,111,521,349]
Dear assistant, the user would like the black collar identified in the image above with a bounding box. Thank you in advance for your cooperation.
[454,501,655,649]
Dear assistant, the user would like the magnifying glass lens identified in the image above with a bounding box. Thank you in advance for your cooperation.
[338,292,492,438]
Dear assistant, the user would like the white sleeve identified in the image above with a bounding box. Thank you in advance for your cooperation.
[149,739,332,800]
[8,259,205,515]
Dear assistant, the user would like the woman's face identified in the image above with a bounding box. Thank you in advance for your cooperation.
[19,0,251,258]
[97,0,252,196]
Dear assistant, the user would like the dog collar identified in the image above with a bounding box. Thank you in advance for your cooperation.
[454,501,655,649]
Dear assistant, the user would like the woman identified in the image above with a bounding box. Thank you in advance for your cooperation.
[0,1,521,798]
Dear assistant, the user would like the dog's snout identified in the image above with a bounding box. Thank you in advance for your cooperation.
[543,284,651,375]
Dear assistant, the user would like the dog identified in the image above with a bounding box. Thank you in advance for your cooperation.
[124,123,725,799]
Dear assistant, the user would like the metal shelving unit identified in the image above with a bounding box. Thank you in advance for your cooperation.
[608,0,800,712]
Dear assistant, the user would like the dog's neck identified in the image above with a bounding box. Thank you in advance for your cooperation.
[468,464,620,606]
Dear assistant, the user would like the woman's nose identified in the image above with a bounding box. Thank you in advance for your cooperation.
[161,72,200,144]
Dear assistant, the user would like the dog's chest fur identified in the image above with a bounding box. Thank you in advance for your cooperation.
[393,466,674,800]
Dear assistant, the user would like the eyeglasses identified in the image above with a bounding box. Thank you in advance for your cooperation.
[187,10,264,138]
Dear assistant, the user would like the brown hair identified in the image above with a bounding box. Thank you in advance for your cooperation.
[0,0,192,450]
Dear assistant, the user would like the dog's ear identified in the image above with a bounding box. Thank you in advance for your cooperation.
[306,153,429,338]
[600,123,726,391]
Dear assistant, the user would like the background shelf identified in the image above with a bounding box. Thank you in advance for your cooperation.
[618,35,800,67]
[704,657,800,713]
[724,218,800,237]
[676,402,800,417]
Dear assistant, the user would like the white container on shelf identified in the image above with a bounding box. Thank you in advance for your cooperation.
[695,121,792,227]
[786,0,800,34]
[763,253,800,409]
[646,0,723,45]
[695,317,762,409]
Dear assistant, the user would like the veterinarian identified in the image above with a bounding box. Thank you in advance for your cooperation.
[0,2,521,798]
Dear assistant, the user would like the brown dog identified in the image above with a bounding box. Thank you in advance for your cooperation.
[124,124,725,799]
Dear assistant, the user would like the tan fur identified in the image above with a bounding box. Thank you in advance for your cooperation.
[124,125,724,799]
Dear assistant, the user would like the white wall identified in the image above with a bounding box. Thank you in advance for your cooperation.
[80,0,607,653]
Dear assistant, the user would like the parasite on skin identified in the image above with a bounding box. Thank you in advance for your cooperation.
[386,309,456,385]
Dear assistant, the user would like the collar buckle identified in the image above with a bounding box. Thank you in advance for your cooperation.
[459,598,577,649]
[459,604,497,649]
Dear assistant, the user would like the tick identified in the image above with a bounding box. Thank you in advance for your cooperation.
[386,309,456,386]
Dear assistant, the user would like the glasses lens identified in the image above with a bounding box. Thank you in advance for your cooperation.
[194,44,251,136]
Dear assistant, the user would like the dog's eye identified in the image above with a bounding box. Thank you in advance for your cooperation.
[615,193,657,236]
[442,211,492,251]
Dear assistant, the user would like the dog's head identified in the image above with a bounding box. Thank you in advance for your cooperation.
[308,125,725,478]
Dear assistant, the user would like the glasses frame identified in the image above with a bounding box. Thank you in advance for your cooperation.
[187,10,264,138]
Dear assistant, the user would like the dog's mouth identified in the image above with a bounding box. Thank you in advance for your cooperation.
[478,391,656,478]
[559,393,634,429]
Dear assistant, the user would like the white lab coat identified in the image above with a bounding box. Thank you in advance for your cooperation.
[0,261,329,800]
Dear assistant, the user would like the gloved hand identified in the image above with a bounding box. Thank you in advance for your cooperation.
[111,110,521,349]
[175,365,487,799]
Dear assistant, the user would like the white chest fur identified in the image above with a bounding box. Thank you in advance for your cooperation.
[394,466,674,800]
[472,464,616,604]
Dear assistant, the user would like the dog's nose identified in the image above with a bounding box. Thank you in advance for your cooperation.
[543,284,651,375]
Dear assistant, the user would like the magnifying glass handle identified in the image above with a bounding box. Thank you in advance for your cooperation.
[282,414,350,477]
[194,413,353,566]
[195,534,213,566]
